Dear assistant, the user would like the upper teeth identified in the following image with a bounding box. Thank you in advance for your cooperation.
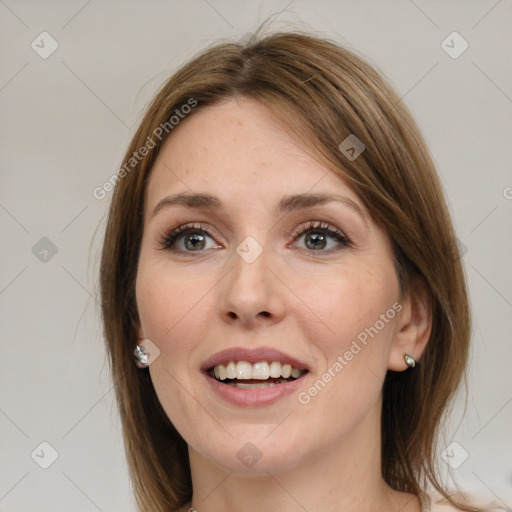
[212,361,303,380]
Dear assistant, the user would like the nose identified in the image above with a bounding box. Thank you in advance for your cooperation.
[218,242,286,328]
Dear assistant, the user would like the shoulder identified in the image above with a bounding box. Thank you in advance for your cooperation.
[427,493,508,512]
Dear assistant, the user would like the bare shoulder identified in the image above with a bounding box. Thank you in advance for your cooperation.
[428,493,508,512]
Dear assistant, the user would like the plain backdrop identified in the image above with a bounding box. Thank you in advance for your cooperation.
[1,1,511,511]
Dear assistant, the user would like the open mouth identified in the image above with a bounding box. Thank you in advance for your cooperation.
[207,360,308,389]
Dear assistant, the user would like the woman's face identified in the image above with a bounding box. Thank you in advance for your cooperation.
[135,97,404,475]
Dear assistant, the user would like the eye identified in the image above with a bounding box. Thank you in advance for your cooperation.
[291,221,351,253]
[158,223,221,253]
[158,220,351,255]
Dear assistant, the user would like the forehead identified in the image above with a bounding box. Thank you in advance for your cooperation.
[145,97,363,211]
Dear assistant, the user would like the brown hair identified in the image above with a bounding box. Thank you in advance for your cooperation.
[100,28,477,512]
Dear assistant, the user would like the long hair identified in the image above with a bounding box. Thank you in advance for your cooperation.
[99,29,476,512]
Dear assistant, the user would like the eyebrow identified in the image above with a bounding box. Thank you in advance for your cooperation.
[151,191,367,223]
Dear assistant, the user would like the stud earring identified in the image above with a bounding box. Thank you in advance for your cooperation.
[404,353,416,368]
[134,342,149,368]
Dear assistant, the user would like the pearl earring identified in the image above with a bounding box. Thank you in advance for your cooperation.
[404,353,416,368]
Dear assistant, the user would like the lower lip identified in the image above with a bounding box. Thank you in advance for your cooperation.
[203,372,307,406]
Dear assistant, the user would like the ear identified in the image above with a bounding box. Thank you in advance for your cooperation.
[388,275,432,371]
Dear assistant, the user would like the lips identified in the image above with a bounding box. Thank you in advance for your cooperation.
[201,347,310,406]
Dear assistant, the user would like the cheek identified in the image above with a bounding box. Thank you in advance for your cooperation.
[135,258,215,366]
[135,260,215,438]
[293,262,399,415]
[137,254,206,330]
[298,262,399,353]
[294,292,396,436]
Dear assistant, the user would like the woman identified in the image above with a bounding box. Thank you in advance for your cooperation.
[99,29,502,512]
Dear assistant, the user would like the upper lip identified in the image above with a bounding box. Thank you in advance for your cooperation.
[201,346,311,372]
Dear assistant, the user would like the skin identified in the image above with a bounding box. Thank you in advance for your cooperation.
[135,97,431,512]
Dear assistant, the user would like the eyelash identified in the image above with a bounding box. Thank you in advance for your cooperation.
[290,221,351,252]
[157,220,351,255]
[159,221,352,255]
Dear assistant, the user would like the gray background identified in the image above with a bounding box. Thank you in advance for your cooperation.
[1,1,511,511]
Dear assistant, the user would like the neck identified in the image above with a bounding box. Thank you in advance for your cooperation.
[185,399,420,512]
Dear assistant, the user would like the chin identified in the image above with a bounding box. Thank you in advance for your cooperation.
[212,449,305,476]
[190,427,308,476]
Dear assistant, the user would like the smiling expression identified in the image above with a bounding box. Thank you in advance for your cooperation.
[135,96,404,474]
